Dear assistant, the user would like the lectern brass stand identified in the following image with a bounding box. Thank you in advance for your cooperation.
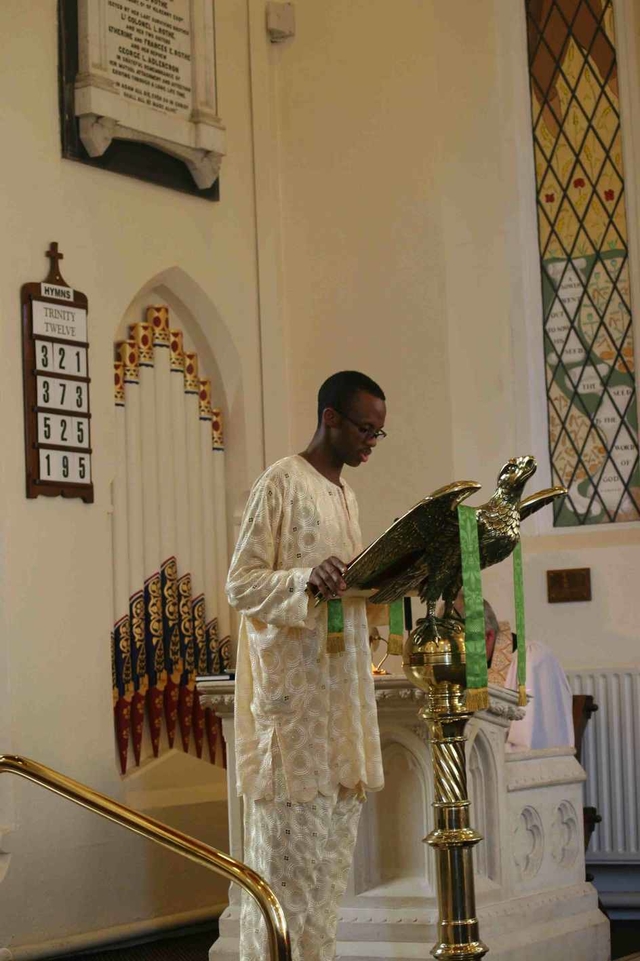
[340,457,565,960]
[405,616,486,958]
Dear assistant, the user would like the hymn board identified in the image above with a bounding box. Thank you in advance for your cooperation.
[21,244,93,503]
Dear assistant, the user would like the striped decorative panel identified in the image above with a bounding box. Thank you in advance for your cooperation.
[567,668,640,859]
[111,306,231,773]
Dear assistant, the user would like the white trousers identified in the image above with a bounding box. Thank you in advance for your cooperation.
[240,760,362,961]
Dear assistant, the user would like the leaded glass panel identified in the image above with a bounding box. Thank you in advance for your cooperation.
[525,0,640,524]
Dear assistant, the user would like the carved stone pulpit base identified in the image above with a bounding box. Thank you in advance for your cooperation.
[199,678,609,961]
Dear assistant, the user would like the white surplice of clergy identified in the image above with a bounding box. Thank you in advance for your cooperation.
[505,638,574,751]
[489,625,574,751]
[226,454,384,960]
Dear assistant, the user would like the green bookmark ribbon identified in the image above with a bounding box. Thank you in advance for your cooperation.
[327,598,345,654]
[512,541,527,706]
[457,505,488,710]
[387,598,405,655]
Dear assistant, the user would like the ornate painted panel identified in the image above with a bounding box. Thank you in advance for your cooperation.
[525,0,640,524]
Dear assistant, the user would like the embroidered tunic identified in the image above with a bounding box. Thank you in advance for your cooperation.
[226,454,384,802]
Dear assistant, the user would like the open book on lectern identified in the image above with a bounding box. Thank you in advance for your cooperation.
[333,480,482,606]
[328,462,566,608]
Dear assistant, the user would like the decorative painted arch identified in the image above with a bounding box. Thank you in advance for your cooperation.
[111,268,243,774]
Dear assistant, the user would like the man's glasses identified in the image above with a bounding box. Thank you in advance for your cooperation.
[335,409,387,441]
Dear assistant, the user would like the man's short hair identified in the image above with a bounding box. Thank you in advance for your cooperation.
[317,371,385,425]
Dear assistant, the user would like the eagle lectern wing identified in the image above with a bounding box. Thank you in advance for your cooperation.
[344,480,481,604]
[519,486,567,522]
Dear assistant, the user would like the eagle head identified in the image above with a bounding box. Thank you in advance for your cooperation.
[496,455,536,499]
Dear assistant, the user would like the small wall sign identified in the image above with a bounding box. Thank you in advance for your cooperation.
[21,243,93,503]
[547,567,591,603]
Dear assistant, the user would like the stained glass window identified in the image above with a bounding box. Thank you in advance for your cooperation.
[525,0,640,524]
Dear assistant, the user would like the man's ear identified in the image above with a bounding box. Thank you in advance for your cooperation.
[485,628,496,660]
[323,408,340,429]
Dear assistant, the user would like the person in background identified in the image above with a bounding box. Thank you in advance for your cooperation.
[454,592,574,751]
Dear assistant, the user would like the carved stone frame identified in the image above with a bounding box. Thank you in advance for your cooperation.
[58,0,225,199]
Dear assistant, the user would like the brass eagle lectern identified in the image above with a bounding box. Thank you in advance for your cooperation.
[341,456,566,960]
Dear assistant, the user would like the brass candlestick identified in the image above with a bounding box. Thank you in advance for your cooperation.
[404,616,487,960]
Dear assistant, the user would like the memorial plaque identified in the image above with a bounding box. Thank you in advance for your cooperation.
[21,243,94,503]
[546,568,592,603]
[59,0,225,199]
[105,0,193,116]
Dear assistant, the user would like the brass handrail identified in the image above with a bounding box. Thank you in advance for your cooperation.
[0,754,290,961]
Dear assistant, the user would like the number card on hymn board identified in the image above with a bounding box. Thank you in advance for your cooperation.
[21,243,93,503]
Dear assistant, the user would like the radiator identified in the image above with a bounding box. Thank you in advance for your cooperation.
[567,668,640,861]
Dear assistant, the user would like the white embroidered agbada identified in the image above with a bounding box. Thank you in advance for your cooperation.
[226,453,384,803]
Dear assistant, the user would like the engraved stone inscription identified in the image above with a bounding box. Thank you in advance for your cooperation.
[106,0,192,116]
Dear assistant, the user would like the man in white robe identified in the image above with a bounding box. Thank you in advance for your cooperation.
[483,604,574,750]
[456,594,574,751]
[502,636,574,751]
[226,371,387,961]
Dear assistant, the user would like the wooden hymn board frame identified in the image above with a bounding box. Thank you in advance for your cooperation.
[21,243,94,504]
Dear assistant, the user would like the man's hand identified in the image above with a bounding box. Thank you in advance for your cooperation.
[308,557,348,600]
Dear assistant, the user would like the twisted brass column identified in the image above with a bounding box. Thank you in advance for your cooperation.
[405,618,488,960]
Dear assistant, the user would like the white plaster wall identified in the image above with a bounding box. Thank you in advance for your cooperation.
[275,0,640,671]
[3,0,640,952]
[273,0,454,544]
[0,0,287,952]
[480,0,640,672]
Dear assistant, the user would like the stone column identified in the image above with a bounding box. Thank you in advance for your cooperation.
[197,681,243,933]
